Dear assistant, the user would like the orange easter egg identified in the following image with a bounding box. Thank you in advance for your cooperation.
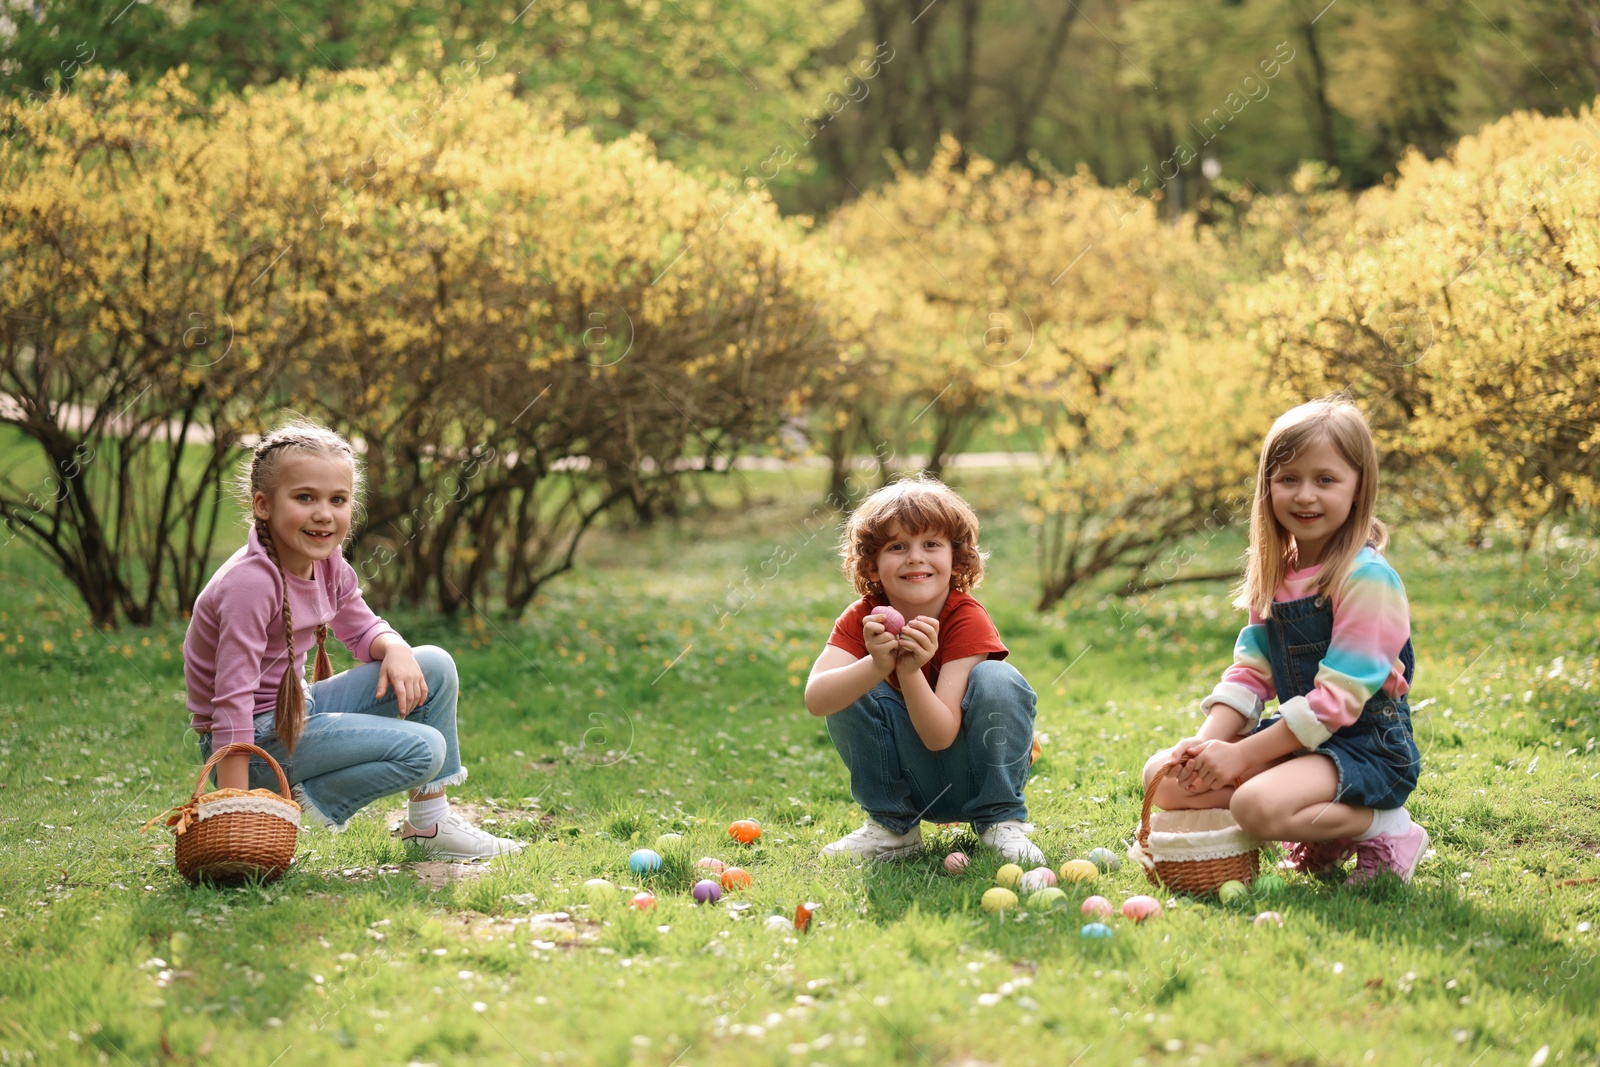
[794,901,819,932]
[728,820,762,844]
[721,866,752,890]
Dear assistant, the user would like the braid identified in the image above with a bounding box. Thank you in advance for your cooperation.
[256,516,308,755]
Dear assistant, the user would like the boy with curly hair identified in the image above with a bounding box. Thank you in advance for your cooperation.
[805,476,1043,863]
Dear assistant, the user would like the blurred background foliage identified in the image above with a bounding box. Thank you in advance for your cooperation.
[2,0,1598,623]
[5,0,1595,211]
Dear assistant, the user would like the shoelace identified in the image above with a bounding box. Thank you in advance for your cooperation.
[1284,839,1347,871]
[450,816,500,839]
[987,825,1039,857]
[1349,837,1400,879]
[987,823,1033,839]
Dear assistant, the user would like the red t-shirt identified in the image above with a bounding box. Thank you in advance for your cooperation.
[827,590,1009,692]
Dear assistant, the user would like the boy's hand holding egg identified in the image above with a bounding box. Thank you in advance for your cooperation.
[894,616,940,672]
[862,615,903,676]
[867,606,905,636]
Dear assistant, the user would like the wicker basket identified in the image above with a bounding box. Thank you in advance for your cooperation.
[1127,763,1261,895]
[142,743,300,886]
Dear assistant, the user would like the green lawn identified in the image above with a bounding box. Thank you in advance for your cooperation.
[0,468,1596,1066]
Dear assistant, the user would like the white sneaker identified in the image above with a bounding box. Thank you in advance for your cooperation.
[820,820,923,861]
[399,813,526,861]
[979,820,1045,865]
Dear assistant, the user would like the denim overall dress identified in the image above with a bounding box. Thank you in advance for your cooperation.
[1251,591,1421,810]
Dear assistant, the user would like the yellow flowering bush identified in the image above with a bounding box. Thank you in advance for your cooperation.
[827,136,1278,607]
[1248,108,1600,540]
[0,69,846,620]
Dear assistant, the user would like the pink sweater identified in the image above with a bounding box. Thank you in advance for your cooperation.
[184,525,398,748]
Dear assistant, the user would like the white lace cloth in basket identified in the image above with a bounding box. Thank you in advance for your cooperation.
[1128,808,1259,869]
[195,795,301,828]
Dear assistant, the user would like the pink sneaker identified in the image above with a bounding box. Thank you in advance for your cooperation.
[1346,823,1430,886]
[1278,838,1356,879]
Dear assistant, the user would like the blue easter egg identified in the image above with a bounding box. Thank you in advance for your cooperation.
[628,848,662,874]
[1087,847,1122,872]
[1080,922,1114,940]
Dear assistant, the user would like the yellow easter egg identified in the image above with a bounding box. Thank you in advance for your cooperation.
[982,887,1019,913]
[995,863,1024,888]
[1059,859,1099,883]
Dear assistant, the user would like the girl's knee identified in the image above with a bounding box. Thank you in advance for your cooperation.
[1229,783,1275,838]
[1142,748,1174,788]
[1146,760,1198,811]
[403,725,448,782]
[412,644,458,689]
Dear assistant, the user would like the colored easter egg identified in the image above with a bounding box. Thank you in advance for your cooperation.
[1218,879,1249,903]
[1254,911,1284,928]
[583,878,617,901]
[1087,847,1121,872]
[728,820,762,844]
[794,901,819,932]
[982,887,1019,913]
[869,606,906,636]
[1080,922,1115,940]
[1059,859,1099,884]
[995,863,1024,889]
[1081,895,1114,919]
[721,866,752,890]
[1121,895,1163,923]
[692,879,723,904]
[628,891,655,911]
[1254,874,1286,896]
[655,832,684,850]
[1019,867,1058,893]
[695,857,727,874]
[1027,887,1070,911]
[628,848,662,874]
[944,851,970,875]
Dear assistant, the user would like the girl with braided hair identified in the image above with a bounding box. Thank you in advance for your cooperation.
[183,417,523,861]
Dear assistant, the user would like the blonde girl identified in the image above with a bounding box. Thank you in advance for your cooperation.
[1141,397,1428,884]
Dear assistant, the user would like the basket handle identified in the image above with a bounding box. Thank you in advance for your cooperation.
[141,742,294,836]
[1139,762,1176,851]
[192,742,293,805]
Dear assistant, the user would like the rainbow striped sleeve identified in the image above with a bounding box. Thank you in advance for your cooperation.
[1280,552,1411,749]
[1203,613,1276,729]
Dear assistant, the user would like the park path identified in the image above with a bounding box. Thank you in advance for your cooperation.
[2,397,1041,469]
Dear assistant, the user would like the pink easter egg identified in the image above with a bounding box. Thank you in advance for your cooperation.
[869,606,906,636]
[943,851,970,875]
[1080,895,1114,920]
[695,857,727,874]
[1121,895,1163,923]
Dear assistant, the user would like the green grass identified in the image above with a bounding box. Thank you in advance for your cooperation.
[1,468,1597,1066]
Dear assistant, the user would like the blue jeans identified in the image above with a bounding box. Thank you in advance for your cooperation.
[198,645,466,831]
[824,660,1036,835]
